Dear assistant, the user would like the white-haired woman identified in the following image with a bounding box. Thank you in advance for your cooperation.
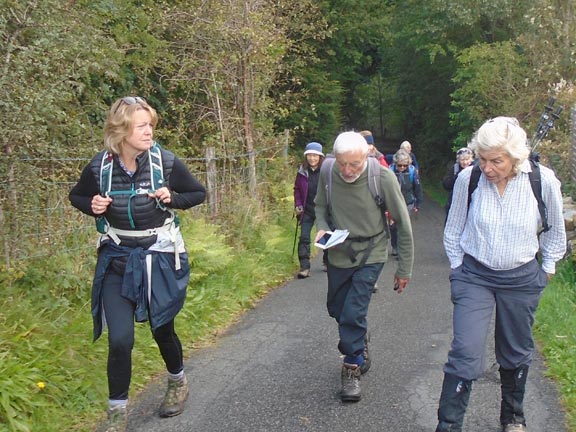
[399,140,419,172]
[436,117,566,432]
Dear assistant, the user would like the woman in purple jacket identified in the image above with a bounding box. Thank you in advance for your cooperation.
[294,142,327,278]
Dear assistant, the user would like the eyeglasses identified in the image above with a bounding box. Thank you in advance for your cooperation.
[396,163,409,168]
[113,96,146,114]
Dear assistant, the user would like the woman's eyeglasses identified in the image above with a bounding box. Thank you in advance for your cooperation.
[114,96,146,114]
[396,163,409,168]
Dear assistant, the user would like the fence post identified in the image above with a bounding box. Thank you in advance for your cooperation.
[205,146,218,217]
[571,105,576,187]
[282,129,289,163]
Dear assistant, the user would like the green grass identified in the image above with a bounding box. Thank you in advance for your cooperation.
[534,259,576,430]
[0,198,299,431]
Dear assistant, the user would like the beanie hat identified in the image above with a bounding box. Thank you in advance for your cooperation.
[304,142,324,157]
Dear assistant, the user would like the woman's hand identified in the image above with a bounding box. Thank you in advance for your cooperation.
[149,187,172,205]
[91,194,113,215]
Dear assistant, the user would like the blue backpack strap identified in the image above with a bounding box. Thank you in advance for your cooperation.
[99,151,114,196]
[408,165,415,183]
[148,143,165,191]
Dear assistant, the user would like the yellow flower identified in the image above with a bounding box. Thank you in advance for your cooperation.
[36,381,46,390]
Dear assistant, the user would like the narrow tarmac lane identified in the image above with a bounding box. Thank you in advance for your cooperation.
[120,197,566,432]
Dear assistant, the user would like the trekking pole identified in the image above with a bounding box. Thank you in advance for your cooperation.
[529,97,563,155]
[291,216,300,260]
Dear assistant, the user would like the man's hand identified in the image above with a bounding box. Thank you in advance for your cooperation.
[314,229,327,243]
[393,276,410,293]
[295,206,304,216]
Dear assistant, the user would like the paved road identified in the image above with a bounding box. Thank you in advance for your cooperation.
[120,198,567,432]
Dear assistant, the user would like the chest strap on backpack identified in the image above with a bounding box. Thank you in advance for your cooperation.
[100,214,182,270]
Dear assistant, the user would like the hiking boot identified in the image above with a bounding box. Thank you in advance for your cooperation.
[391,247,398,257]
[360,332,371,374]
[502,424,526,432]
[297,269,310,279]
[340,364,361,402]
[159,375,189,418]
[105,405,127,432]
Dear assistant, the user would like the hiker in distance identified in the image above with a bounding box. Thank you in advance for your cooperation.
[314,131,414,402]
[437,117,566,432]
[293,142,328,278]
[69,96,206,432]
[442,147,474,222]
[359,130,389,168]
[388,149,423,257]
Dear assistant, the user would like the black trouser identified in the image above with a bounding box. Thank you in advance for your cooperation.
[102,271,184,400]
[298,213,327,270]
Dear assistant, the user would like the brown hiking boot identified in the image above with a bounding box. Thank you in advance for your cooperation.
[159,375,189,418]
[340,364,361,402]
[502,425,526,432]
[105,405,127,432]
[297,268,310,279]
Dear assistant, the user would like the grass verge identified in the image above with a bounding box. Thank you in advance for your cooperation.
[0,188,299,431]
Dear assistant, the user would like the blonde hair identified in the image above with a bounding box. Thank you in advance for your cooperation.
[104,97,158,154]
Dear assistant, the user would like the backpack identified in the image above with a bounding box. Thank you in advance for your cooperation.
[466,155,549,233]
[96,142,173,234]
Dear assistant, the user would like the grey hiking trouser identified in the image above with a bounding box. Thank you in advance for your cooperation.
[444,254,548,381]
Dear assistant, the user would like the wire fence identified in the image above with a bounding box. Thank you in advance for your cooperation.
[0,143,291,268]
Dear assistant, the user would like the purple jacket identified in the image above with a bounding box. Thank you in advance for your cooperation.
[293,165,309,215]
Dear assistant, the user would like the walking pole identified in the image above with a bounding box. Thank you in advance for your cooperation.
[530,97,563,156]
[292,216,300,260]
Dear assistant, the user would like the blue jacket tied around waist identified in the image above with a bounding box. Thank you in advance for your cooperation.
[91,240,190,341]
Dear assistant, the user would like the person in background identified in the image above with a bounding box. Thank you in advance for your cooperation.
[69,96,206,432]
[436,117,566,432]
[294,142,327,278]
[359,130,390,293]
[442,147,474,221]
[314,131,414,402]
[388,149,422,256]
[359,130,389,168]
[399,140,419,173]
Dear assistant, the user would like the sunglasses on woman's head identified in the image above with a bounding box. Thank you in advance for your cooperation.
[114,96,146,114]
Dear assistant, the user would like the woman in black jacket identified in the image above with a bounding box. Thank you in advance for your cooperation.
[69,96,206,432]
